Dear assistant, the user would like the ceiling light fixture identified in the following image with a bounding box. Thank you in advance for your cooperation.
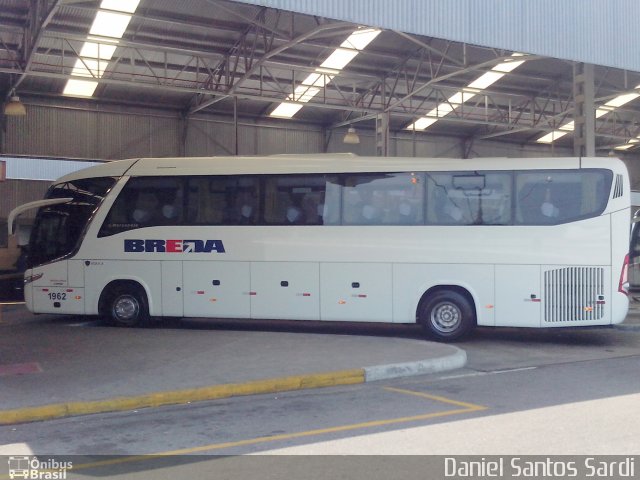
[3,90,26,116]
[343,127,360,144]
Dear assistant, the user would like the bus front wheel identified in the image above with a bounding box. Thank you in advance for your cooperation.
[102,283,149,327]
[418,290,475,341]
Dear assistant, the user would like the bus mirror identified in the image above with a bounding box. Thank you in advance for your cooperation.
[633,209,640,223]
[8,197,74,236]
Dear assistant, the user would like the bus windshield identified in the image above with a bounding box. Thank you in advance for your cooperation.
[28,177,115,268]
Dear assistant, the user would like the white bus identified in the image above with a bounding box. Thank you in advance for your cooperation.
[8,155,631,340]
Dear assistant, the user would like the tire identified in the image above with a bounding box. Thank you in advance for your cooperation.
[103,283,149,327]
[418,290,475,341]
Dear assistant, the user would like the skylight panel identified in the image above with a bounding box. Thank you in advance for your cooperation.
[615,139,639,150]
[63,1,139,97]
[301,72,333,88]
[447,90,476,105]
[604,92,640,108]
[536,131,569,144]
[270,102,304,119]
[80,41,117,60]
[90,10,132,38]
[100,0,140,13]
[319,49,359,71]
[70,58,106,78]
[63,79,99,97]
[340,28,381,51]
[410,117,438,130]
[292,85,320,103]
[467,71,505,91]
[492,55,526,73]
[406,53,527,131]
[559,121,575,132]
[270,27,381,118]
[536,83,640,144]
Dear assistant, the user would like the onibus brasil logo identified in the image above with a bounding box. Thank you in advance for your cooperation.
[8,456,72,479]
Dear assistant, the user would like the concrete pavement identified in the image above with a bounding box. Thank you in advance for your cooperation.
[2,298,639,426]
[0,304,465,425]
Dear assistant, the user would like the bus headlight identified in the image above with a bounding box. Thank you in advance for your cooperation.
[24,273,43,284]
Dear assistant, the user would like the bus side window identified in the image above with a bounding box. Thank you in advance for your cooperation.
[425,172,510,225]
[187,177,227,225]
[426,174,467,225]
[322,179,342,225]
[100,177,183,235]
[263,175,329,225]
[515,170,610,225]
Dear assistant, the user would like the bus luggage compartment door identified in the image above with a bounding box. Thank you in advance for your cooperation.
[183,261,250,318]
[495,265,541,327]
[250,262,320,320]
[161,260,183,317]
[320,263,392,322]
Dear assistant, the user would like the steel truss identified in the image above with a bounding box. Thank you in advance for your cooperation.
[1,0,640,150]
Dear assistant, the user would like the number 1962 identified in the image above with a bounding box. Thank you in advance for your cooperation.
[48,292,66,301]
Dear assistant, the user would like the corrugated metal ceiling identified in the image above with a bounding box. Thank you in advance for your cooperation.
[235,0,640,73]
[1,0,640,153]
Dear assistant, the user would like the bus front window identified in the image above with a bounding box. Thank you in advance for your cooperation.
[28,177,115,268]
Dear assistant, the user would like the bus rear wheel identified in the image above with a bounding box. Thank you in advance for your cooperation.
[102,283,149,327]
[418,290,475,341]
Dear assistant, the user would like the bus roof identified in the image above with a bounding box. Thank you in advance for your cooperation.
[52,155,625,183]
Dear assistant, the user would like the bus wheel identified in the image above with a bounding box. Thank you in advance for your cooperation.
[103,283,149,327]
[418,290,475,341]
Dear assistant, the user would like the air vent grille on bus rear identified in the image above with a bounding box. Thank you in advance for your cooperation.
[543,267,605,323]
[613,174,624,199]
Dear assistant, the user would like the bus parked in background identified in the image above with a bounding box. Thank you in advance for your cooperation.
[628,191,640,295]
[8,155,630,341]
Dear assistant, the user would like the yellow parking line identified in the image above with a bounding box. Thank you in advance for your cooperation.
[26,387,488,475]
[383,386,488,411]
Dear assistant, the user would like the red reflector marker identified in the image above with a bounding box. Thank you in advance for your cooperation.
[197,290,205,295]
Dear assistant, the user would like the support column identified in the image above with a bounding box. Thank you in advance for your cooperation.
[376,113,389,157]
[573,63,596,157]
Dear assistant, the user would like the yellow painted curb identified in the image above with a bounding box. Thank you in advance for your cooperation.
[0,368,365,425]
